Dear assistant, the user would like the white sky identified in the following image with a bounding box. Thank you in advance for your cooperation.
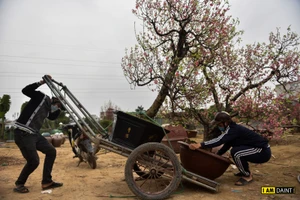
[0,0,299,120]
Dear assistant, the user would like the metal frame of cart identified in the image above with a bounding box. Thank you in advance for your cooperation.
[43,76,220,200]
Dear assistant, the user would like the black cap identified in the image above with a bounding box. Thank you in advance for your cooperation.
[51,97,66,111]
[210,111,231,125]
[51,97,60,104]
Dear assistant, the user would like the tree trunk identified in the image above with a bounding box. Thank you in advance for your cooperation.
[146,85,169,118]
[146,61,179,118]
[202,124,210,141]
[203,125,222,142]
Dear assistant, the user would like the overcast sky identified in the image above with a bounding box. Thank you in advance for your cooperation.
[0,0,299,120]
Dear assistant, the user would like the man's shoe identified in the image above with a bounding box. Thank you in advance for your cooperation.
[42,182,63,190]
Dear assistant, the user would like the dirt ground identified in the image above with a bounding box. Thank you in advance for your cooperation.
[0,133,300,200]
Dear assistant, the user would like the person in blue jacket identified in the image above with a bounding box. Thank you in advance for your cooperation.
[189,111,271,186]
[13,75,64,193]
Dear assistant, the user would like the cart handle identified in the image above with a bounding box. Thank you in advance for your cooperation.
[42,75,64,87]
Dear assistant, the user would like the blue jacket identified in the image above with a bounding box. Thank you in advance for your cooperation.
[201,122,269,155]
[15,82,60,134]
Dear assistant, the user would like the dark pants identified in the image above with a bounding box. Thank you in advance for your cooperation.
[14,129,56,185]
[231,145,271,177]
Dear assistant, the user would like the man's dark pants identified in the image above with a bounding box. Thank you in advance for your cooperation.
[230,145,271,176]
[14,129,56,185]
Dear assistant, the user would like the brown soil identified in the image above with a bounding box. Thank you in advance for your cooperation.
[0,134,300,200]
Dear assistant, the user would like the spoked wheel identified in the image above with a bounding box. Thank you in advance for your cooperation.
[133,162,164,179]
[133,149,164,178]
[87,152,97,169]
[125,143,182,200]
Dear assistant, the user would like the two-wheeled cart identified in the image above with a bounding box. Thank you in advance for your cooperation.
[43,76,221,200]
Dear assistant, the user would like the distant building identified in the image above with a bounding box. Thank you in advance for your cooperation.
[100,108,114,120]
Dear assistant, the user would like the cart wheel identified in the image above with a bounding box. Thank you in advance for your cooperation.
[133,162,164,179]
[125,143,182,200]
[133,149,164,178]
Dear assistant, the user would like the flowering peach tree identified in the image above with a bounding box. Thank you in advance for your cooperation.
[121,0,300,139]
[232,88,300,138]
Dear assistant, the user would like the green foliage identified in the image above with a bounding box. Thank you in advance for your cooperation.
[57,111,70,124]
[41,111,70,131]
[0,95,11,113]
[99,119,113,131]
[135,106,145,113]
[0,94,11,139]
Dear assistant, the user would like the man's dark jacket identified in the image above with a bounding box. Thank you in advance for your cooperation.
[14,82,60,134]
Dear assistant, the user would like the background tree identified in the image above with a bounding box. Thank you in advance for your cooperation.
[41,111,70,133]
[0,94,11,139]
[122,0,241,119]
[122,0,300,140]
[12,112,19,120]
[100,100,121,118]
[99,100,121,132]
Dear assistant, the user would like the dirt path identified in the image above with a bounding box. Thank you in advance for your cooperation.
[0,134,300,200]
